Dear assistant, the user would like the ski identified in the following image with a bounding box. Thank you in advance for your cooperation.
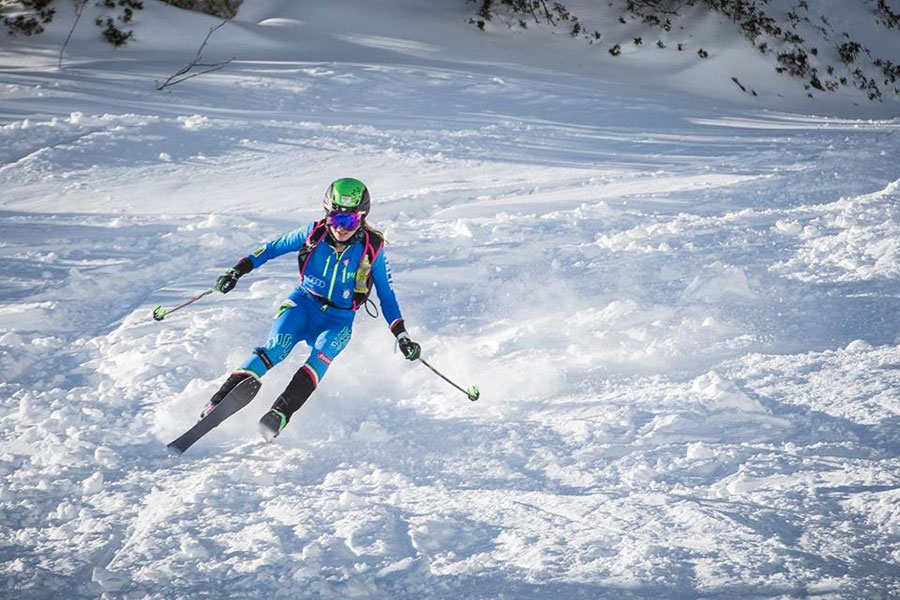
[166,376,262,455]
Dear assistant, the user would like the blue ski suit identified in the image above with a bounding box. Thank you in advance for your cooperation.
[235,220,407,387]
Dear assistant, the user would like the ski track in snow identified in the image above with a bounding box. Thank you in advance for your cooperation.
[2,3,900,599]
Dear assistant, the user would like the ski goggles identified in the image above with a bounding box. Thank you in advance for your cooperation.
[326,211,362,230]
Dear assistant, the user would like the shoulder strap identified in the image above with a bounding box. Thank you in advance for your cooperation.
[297,219,329,277]
[352,228,385,310]
[362,227,385,263]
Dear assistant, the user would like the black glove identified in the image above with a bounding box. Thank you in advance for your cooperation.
[214,268,241,294]
[214,258,253,294]
[397,332,421,361]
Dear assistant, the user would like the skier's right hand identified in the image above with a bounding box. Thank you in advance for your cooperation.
[214,268,241,294]
[214,258,253,294]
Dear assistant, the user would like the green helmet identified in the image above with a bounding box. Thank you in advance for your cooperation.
[323,177,371,216]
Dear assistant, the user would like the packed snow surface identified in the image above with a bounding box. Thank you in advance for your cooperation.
[1,1,899,598]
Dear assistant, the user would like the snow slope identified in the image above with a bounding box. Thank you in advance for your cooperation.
[1,1,899,598]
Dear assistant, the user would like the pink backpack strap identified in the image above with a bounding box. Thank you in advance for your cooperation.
[297,219,329,279]
[351,228,385,310]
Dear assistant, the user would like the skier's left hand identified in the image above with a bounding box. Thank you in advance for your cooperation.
[397,333,421,361]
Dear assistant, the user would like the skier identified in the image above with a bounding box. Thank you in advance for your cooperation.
[201,177,421,441]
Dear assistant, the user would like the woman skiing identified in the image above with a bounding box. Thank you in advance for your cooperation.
[202,177,421,441]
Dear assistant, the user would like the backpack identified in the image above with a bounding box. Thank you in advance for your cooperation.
[297,219,385,310]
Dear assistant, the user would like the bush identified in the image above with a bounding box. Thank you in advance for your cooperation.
[838,41,862,64]
[95,16,131,46]
[776,48,810,77]
[161,0,242,20]
[92,1,144,47]
[2,0,55,36]
[874,0,900,29]
[3,0,239,45]
[466,0,576,28]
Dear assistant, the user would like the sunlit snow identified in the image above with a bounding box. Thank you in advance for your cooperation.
[1,1,899,598]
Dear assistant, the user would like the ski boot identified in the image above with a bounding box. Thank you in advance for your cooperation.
[258,409,288,441]
[258,366,317,441]
[200,371,254,420]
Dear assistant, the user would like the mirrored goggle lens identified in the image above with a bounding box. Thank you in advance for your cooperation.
[327,211,361,230]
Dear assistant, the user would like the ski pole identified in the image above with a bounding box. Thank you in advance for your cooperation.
[418,357,480,401]
[152,288,215,321]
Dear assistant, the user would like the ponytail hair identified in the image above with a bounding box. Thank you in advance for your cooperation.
[363,220,386,243]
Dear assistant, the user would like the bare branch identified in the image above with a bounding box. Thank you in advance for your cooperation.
[157,61,232,89]
[58,0,89,69]
[157,19,233,90]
